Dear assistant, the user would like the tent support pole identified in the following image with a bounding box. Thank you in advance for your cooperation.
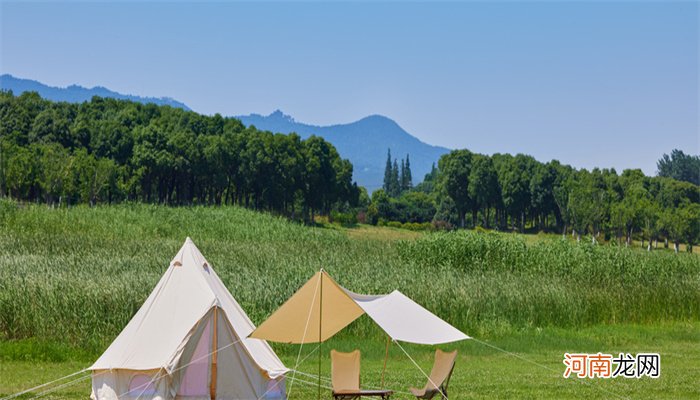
[318,270,323,400]
[381,336,389,388]
[210,307,218,400]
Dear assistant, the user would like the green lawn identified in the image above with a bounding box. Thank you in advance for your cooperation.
[1,322,697,399]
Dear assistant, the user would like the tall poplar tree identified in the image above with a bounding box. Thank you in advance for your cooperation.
[402,154,413,192]
[383,149,393,193]
[391,159,400,197]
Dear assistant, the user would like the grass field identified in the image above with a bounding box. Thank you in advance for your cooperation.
[2,323,698,399]
[0,201,698,399]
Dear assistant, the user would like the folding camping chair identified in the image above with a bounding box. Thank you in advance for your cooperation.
[408,349,457,400]
[331,350,393,400]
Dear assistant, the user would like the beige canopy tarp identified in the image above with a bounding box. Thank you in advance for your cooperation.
[249,270,469,345]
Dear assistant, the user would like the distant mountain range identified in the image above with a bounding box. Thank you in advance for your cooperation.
[0,74,190,110]
[0,74,450,190]
[237,111,450,191]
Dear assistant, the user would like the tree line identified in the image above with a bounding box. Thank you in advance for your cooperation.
[368,149,700,252]
[2,90,696,251]
[0,91,359,221]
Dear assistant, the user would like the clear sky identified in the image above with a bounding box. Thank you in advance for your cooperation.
[1,1,697,175]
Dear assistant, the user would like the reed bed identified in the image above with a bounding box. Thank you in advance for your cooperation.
[0,199,698,356]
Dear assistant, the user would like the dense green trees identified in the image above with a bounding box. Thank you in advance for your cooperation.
[657,149,700,185]
[431,150,700,251]
[437,149,472,227]
[366,189,435,225]
[369,147,700,252]
[495,154,535,232]
[468,154,499,228]
[0,91,357,221]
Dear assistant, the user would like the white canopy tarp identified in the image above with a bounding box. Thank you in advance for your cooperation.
[250,270,469,345]
[345,289,469,345]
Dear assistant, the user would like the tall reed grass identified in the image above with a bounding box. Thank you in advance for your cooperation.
[0,199,698,354]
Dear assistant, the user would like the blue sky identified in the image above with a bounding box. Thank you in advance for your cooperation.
[1,1,697,175]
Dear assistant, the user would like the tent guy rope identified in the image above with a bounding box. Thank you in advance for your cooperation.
[116,336,245,400]
[0,368,90,400]
[27,374,93,400]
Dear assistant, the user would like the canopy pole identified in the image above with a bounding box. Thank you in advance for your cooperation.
[381,335,390,388]
[318,270,323,400]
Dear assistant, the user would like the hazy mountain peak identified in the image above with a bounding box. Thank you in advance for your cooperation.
[237,111,449,191]
[268,109,295,122]
[359,114,395,123]
[353,114,404,131]
[0,74,191,110]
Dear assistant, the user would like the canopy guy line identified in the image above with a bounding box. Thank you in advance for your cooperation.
[297,344,321,369]
[254,374,284,400]
[255,372,305,400]
[289,369,331,383]
[286,271,321,399]
[394,340,448,400]
[286,375,333,391]
[253,345,322,400]
[469,337,631,400]
[290,369,413,397]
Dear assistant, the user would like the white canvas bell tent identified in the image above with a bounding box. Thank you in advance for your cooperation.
[89,238,288,400]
